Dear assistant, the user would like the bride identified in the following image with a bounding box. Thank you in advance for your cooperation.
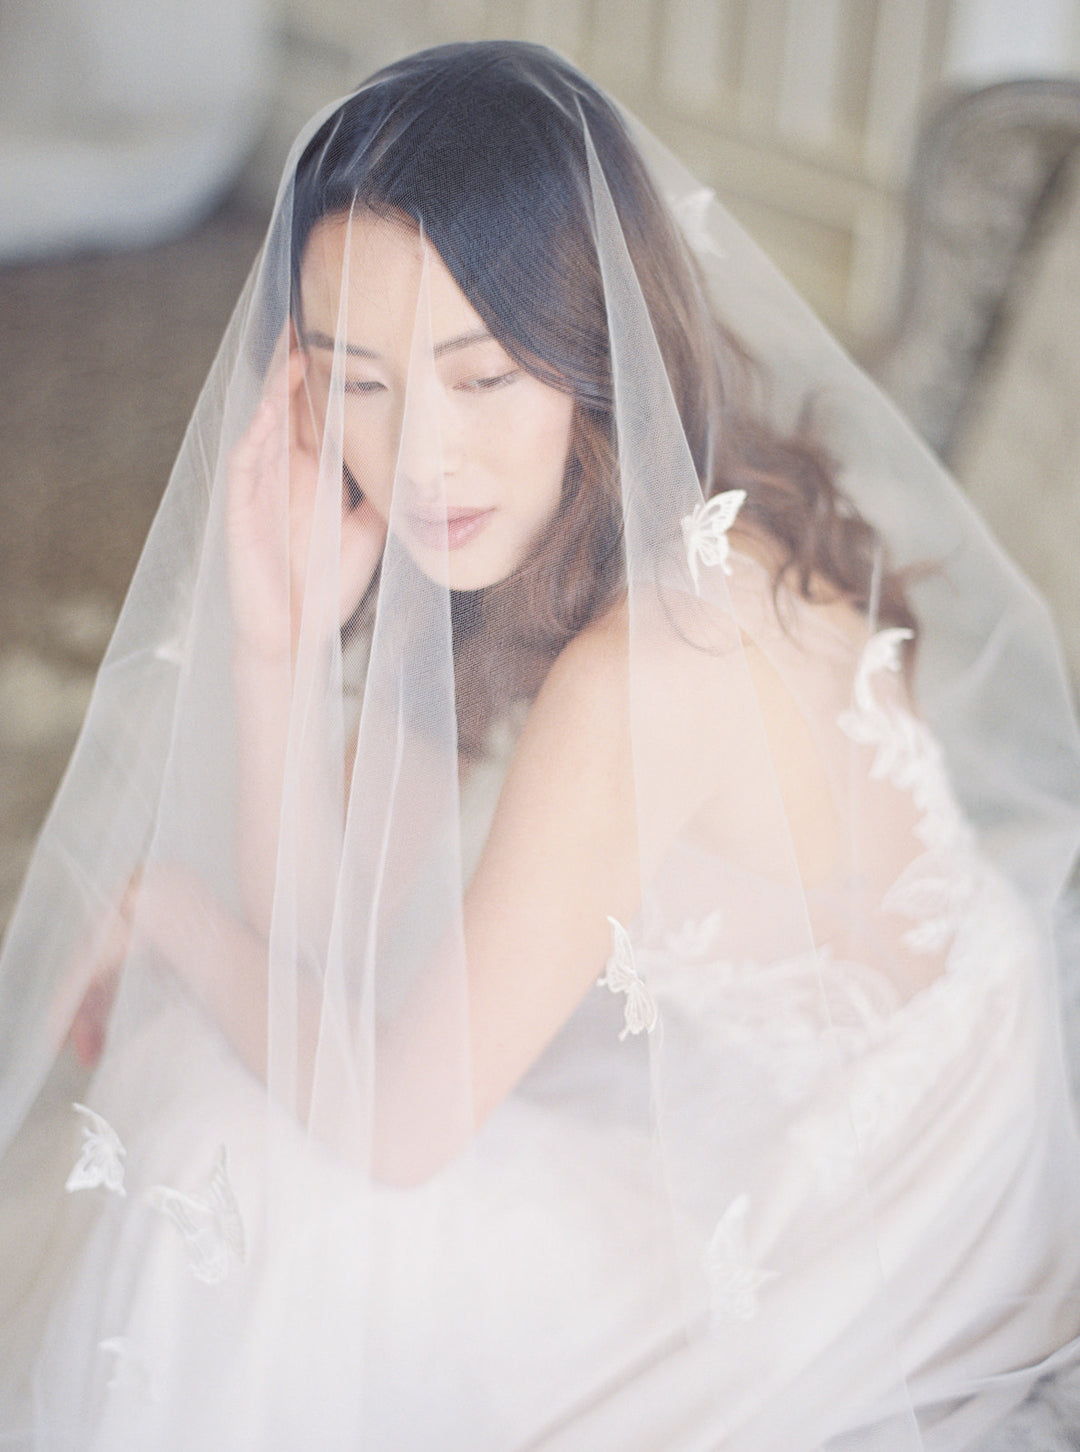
[3,40,1080,1451]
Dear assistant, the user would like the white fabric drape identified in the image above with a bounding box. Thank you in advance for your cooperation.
[1,42,1079,1451]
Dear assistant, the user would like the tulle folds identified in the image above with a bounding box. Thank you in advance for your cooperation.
[2,39,1080,1452]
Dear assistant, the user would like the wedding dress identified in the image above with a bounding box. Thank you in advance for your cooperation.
[2,42,1080,1451]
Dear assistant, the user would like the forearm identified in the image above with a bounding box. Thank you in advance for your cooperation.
[233,647,291,936]
[232,642,344,945]
[145,859,457,1182]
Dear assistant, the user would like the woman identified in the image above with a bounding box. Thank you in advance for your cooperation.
[2,41,1080,1450]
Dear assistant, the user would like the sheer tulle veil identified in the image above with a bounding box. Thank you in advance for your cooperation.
[2,40,1080,1452]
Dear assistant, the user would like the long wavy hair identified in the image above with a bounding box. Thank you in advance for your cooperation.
[290,41,914,755]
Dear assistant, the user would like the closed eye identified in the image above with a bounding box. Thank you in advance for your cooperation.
[458,370,519,393]
[344,378,386,395]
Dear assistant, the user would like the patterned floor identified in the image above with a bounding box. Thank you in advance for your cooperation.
[0,200,267,928]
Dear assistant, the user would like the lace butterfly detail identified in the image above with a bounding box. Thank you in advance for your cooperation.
[66,1103,126,1196]
[665,909,726,961]
[147,1146,245,1285]
[839,627,979,953]
[99,1336,153,1398]
[704,1194,778,1324]
[681,489,746,593]
[673,186,727,261]
[153,635,187,667]
[598,916,658,1040]
[837,627,918,781]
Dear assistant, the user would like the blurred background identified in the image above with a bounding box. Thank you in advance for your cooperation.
[2,0,1080,929]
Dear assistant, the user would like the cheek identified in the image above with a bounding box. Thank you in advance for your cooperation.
[340,411,397,516]
[521,399,575,504]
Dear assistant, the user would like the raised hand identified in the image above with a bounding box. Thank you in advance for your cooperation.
[226,336,387,663]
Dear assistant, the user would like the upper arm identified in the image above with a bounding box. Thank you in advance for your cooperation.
[371,602,771,1180]
[454,603,772,1125]
[460,618,641,1124]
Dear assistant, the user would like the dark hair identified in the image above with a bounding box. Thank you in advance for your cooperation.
[291,42,913,754]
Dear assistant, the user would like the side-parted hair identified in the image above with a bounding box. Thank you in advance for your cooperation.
[290,41,914,755]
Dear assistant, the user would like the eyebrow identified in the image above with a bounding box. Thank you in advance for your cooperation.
[301,327,495,360]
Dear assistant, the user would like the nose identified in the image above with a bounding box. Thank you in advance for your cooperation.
[395,376,459,501]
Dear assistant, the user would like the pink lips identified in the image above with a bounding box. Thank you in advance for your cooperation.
[405,506,494,551]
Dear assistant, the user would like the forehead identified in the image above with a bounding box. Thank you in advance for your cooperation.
[299,211,482,353]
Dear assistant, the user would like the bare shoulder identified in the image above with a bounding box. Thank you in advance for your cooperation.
[535,596,629,713]
[510,598,632,792]
[528,589,722,718]
[510,591,739,844]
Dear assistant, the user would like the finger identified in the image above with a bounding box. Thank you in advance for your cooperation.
[227,340,293,489]
[289,354,320,463]
[52,865,143,1045]
[256,321,292,395]
[228,396,273,474]
[227,385,285,494]
[54,928,123,1053]
[70,977,119,1068]
[260,337,294,414]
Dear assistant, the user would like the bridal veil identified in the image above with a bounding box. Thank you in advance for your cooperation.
[2,41,1080,1451]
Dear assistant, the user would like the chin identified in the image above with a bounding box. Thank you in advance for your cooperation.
[406,544,522,593]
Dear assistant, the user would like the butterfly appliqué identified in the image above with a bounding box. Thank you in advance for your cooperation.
[673,186,727,262]
[837,628,917,782]
[704,1194,778,1324]
[153,635,187,667]
[99,1336,153,1398]
[681,490,746,593]
[147,1146,245,1286]
[66,1103,126,1196]
[598,916,658,1041]
[664,909,726,961]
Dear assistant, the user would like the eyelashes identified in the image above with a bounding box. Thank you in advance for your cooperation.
[457,369,520,393]
[343,369,521,397]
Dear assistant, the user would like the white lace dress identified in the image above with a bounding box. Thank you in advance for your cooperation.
[17,559,1080,1452]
